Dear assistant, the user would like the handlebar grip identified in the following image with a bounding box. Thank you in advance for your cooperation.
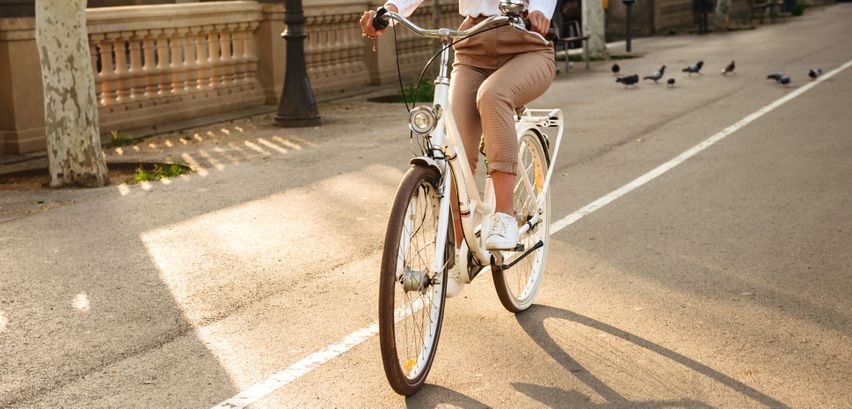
[523,19,558,42]
[372,7,390,31]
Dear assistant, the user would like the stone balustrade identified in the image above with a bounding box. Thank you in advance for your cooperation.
[0,0,460,155]
[85,1,265,134]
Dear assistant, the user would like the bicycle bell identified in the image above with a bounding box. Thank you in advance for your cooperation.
[498,0,525,17]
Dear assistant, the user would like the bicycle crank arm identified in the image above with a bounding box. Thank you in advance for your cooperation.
[493,240,544,272]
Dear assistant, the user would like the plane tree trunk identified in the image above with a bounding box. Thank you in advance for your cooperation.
[715,0,732,31]
[35,0,108,188]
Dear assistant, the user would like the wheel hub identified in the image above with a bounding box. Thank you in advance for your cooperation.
[400,267,431,293]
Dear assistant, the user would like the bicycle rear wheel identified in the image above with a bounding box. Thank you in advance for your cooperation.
[379,165,447,395]
[493,129,551,313]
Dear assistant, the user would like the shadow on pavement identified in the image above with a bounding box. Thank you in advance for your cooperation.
[405,384,489,409]
[512,383,714,408]
[515,304,790,409]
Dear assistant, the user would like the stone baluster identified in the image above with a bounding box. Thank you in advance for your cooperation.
[313,16,326,80]
[127,33,145,102]
[89,36,103,106]
[231,23,248,86]
[113,35,130,104]
[97,38,115,106]
[183,27,200,93]
[220,25,235,89]
[194,29,210,92]
[244,22,259,87]
[170,28,187,95]
[156,30,171,97]
[207,29,221,90]
[328,14,346,77]
[142,33,158,98]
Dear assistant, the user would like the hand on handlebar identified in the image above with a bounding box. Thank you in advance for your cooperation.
[527,11,551,37]
[360,5,397,38]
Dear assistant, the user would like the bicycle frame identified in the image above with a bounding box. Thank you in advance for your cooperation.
[420,40,565,278]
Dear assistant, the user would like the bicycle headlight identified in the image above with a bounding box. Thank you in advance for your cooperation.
[409,106,437,135]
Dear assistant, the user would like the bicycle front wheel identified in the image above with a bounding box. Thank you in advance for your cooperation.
[493,129,551,313]
[379,165,447,395]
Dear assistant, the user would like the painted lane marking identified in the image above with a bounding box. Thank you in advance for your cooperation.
[552,59,852,234]
[211,58,852,409]
[212,300,424,409]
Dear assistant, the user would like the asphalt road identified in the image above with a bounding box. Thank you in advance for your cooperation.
[2,5,851,408]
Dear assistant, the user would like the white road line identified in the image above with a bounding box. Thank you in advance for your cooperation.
[211,59,852,409]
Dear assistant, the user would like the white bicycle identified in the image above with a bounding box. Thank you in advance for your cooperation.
[373,1,565,395]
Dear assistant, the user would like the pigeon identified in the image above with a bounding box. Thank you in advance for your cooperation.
[766,72,783,81]
[644,65,667,83]
[808,68,823,80]
[612,63,621,76]
[616,74,639,87]
[683,60,704,76]
[721,60,735,75]
[779,75,791,87]
[667,78,676,88]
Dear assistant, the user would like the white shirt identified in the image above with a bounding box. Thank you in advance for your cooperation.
[385,0,557,20]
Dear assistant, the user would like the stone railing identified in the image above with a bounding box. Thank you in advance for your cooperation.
[262,0,462,99]
[1,0,460,155]
[86,1,265,133]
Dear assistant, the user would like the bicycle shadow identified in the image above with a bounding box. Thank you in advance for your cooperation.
[514,304,790,409]
[405,384,490,409]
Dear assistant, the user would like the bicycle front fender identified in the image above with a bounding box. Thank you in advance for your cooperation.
[410,156,444,177]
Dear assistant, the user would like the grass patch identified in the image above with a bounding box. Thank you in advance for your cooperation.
[131,164,190,183]
[398,80,435,103]
[110,130,135,147]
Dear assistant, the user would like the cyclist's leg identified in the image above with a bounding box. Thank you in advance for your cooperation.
[475,50,556,216]
[448,65,489,247]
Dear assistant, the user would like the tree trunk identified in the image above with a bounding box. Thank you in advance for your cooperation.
[714,0,732,31]
[582,0,608,58]
[35,0,108,188]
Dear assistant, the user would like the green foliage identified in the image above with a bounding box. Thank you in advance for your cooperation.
[397,80,435,103]
[791,3,806,16]
[132,164,189,183]
[110,130,135,147]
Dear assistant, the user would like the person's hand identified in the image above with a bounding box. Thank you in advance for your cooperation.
[528,11,550,37]
[360,4,399,38]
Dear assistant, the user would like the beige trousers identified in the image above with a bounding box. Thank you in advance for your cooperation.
[449,17,556,175]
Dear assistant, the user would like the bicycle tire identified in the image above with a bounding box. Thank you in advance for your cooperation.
[493,129,551,313]
[379,165,448,395]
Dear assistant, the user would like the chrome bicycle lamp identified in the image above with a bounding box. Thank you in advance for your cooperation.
[409,106,438,135]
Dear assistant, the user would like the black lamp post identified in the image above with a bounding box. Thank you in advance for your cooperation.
[274,0,321,127]
[622,0,635,53]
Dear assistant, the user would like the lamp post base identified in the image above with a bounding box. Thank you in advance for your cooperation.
[274,0,321,128]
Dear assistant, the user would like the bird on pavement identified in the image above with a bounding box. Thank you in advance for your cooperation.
[683,60,704,76]
[722,60,736,75]
[616,74,640,88]
[808,68,823,80]
[612,63,621,76]
[667,78,676,88]
[779,74,791,87]
[644,65,666,83]
[766,72,783,82]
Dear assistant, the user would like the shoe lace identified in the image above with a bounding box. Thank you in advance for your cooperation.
[491,215,508,237]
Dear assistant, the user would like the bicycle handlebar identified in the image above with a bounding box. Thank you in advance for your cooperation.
[371,8,551,45]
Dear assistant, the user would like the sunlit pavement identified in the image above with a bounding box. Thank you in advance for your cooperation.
[2,5,851,408]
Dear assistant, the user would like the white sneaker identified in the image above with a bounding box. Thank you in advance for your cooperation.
[485,212,519,251]
[445,240,469,298]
